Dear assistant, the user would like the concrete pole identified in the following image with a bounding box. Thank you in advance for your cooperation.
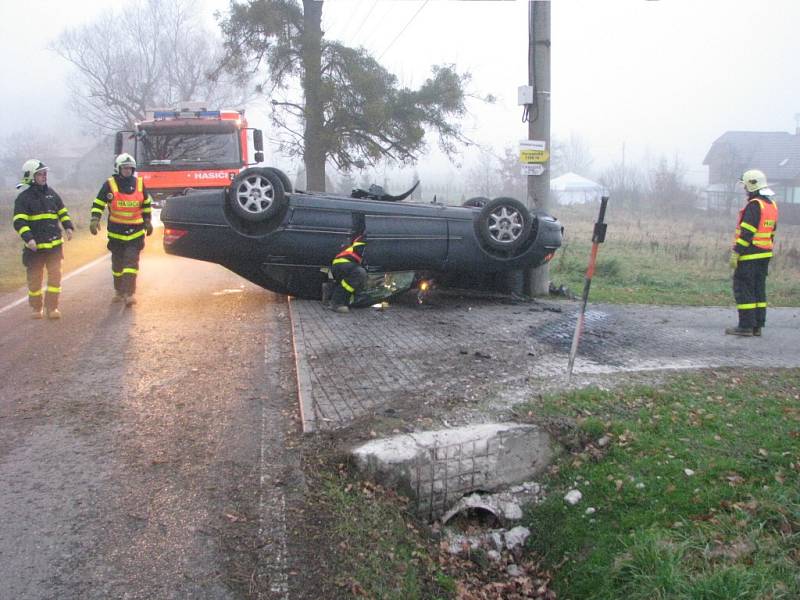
[526,0,551,296]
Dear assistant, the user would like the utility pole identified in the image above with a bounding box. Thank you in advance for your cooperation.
[525,0,552,296]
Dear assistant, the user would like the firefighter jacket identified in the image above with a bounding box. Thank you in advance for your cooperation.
[91,174,153,243]
[13,183,73,253]
[732,195,778,261]
[332,234,366,265]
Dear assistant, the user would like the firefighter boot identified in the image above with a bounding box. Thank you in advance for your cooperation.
[31,307,44,319]
[125,294,137,307]
[46,308,62,320]
[753,327,762,337]
[330,304,349,314]
[724,326,753,337]
[112,291,125,303]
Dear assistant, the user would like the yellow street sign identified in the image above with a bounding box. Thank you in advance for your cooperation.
[520,149,550,164]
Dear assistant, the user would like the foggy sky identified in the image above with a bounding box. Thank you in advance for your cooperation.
[2,0,800,185]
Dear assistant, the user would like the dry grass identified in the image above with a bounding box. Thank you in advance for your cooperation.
[550,202,800,306]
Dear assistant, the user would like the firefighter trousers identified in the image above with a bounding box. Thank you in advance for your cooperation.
[109,238,144,296]
[330,261,367,307]
[733,257,769,329]
[24,249,62,311]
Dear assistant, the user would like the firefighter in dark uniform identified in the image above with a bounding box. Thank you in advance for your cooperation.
[12,159,74,319]
[726,168,778,337]
[329,214,368,314]
[89,153,153,306]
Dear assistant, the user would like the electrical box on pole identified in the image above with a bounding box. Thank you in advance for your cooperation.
[517,85,534,105]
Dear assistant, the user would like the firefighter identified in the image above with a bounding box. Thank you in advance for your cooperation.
[12,159,74,319]
[89,153,153,306]
[725,168,778,337]
[329,214,368,314]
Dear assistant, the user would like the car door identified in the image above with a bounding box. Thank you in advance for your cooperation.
[364,208,448,271]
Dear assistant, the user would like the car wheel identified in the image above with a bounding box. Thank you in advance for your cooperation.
[228,168,287,222]
[264,167,293,194]
[463,196,489,208]
[476,197,532,251]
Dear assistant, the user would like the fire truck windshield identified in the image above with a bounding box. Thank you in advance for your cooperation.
[137,131,241,168]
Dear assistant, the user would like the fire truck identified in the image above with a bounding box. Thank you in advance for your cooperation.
[114,105,264,206]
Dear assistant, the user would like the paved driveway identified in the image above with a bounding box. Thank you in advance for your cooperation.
[289,295,800,431]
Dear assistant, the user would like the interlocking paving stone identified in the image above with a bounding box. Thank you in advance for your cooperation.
[289,295,800,432]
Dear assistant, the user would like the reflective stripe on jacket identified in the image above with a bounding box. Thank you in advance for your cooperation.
[107,176,145,225]
[12,183,73,249]
[332,235,366,265]
[734,197,778,261]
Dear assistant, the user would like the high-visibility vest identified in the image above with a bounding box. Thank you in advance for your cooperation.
[735,197,778,260]
[107,177,145,225]
[332,235,366,265]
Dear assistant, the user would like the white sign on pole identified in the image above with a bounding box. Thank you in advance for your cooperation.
[519,139,549,164]
[521,163,545,176]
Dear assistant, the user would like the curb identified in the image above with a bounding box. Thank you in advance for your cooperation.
[288,296,316,433]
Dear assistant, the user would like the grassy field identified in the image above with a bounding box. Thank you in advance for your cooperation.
[549,204,800,306]
[517,369,800,600]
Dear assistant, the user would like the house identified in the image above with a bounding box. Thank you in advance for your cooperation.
[550,172,604,206]
[703,130,800,221]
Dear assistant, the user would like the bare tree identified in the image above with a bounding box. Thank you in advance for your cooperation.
[0,130,62,185]
[599,161,644,211]
[466,148,501,198]
[51,0,250,133]
[551,133,594,177]
[646,156,698,216]
[496,145,526,200]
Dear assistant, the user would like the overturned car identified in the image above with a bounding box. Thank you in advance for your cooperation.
[160,167,563,301]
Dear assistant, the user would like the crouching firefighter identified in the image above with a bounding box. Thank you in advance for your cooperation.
[89,153,153,306]
[329,214,367,314]
[12,159,74,319]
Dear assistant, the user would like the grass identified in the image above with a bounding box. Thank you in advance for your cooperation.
[550,204,800,306]
[314,465,454,600]
[514,369,800,600]
[314,368,800,599]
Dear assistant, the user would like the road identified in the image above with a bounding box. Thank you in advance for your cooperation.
[0,242,303,599]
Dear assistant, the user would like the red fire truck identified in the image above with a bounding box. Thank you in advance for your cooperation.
[115,106,264,206]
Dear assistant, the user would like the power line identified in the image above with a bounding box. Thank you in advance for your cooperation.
[358,2,397,50]
[348,1,377,45]
[378,0,430,60]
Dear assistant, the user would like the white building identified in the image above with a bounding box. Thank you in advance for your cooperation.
[550,172,604,205]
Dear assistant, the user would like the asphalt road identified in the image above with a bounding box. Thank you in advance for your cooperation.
[0,243,302,599]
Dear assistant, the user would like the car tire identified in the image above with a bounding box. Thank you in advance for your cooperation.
[264,167,293,194]
[475,196,532,251]
[228,167,287,222]
[463,196,489,209]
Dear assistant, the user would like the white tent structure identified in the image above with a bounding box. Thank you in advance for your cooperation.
[550,172,604,205]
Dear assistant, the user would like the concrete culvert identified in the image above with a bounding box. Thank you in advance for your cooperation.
[351,423,558,520]
[441,492,525,529]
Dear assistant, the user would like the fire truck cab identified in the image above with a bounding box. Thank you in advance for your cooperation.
[115,105,264,207]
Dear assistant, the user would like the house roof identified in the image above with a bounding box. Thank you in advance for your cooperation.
[550,172,603,191]
[703,131,800,180]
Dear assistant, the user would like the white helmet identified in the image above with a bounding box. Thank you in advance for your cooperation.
[21,159,48,185]
[740,169,774,195]
[114,153,137,174]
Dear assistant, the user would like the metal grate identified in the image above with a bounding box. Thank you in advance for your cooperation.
[413,436,501,520]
